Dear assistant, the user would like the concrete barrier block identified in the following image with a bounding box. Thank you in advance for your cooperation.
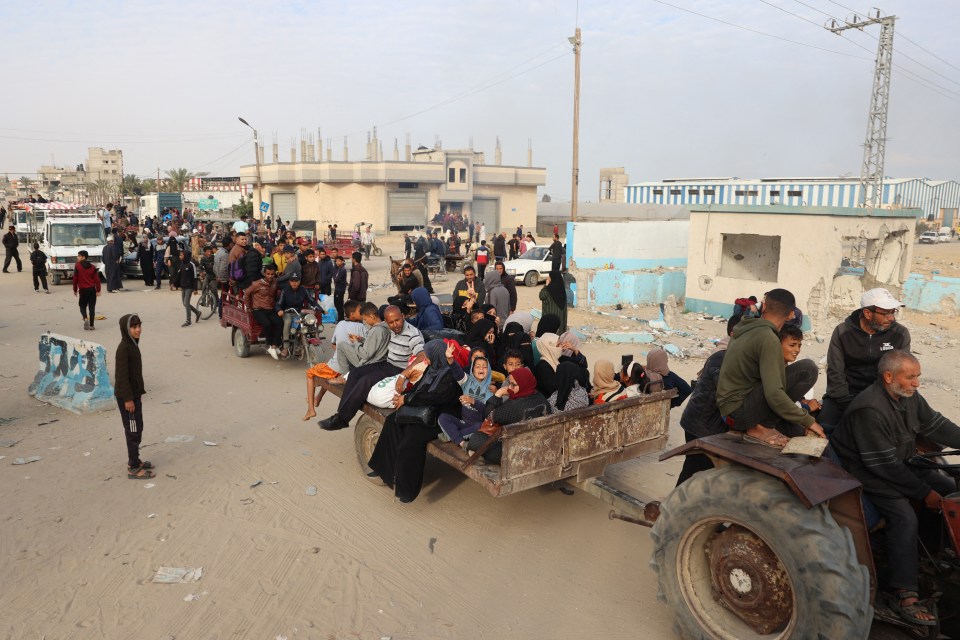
[28,333,115,414]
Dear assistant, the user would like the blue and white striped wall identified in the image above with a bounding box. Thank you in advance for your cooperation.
[626,178,960,220]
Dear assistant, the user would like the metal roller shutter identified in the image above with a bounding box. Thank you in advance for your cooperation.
[272,193,298,222]
[471,198,498,233]
[388,192,427,229]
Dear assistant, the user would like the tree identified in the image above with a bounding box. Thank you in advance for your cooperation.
[87,179,113,205]
[19,176,33,196]
[233,196,253,218]
[165,168,194,213]
[141,178,157,194]
[120,174,145,209]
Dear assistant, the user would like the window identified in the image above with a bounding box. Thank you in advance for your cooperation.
[398,182,419,189]
[769,190,780,197]
[747,190,758,196]
[704,189,716,195]
[719,234,781,282]
[653,189,664,195]
[670,189,682,195]
[735,190,746,196]
[688,189,700,195]
[787,190,803,197]
[459,168,467,183]
[448,168,456,183]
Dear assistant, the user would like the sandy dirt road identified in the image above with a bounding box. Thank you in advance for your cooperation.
[0,237,681,640]
[2,233,955,639]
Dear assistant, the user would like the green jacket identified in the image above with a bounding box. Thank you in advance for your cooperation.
[715,317,813,427]
[539,287,567,333]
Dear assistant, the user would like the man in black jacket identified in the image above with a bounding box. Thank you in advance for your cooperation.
[348,251,368,303]
[451,265,485,321]
[114,314,155,479]
[549,234,564,272]
[316,248,334,295]
[3,225,21,272]
[238,242,265,290]
[833,350,958,626]
[820,288,911,430]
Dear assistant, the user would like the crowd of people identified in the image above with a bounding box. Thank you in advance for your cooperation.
[80,205,954,628]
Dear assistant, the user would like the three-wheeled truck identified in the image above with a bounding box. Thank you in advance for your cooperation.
[651,434,960,639]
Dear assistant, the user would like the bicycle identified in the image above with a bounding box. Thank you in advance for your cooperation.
[196,274,219,320]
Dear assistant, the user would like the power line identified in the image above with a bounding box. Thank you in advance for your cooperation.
[790,0,835,20]
[0,127,245,139]
[763,1,960,102]
[0,133,248,144]
[646,0,867,58]
[189,140,251,173]
[899,32,960,74]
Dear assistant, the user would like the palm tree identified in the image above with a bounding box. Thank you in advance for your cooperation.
[141,178,157,194]
[87,179,113,205]
[19,176,34,197]
[121,174,145,209]
[165,168,194,212]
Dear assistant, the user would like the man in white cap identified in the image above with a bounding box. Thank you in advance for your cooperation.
[819,287,911,430]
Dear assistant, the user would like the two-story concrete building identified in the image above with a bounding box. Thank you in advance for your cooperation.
[239,144,545,232]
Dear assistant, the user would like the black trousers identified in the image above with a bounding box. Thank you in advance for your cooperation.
[727,359,818,436]
[319,283,331,296]
[336,361,402,423]
[869,469,956,592]
[78,287,97,324]
[334,291,345,322]
[252,309,283,347]
[818,396,847,435]
[675,430,715,487]
[368,413,440,502]
[32,273,48,291]
[4,249,21,271]
[117,396,144,468]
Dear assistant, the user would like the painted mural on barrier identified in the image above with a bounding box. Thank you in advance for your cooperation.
[29,332,115,414]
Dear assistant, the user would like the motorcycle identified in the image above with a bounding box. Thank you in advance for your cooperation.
[280,307,325,365]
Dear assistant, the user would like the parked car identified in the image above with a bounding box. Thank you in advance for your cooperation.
[503,245,560,287]
[938,227,953,242]
[920,231,938,244]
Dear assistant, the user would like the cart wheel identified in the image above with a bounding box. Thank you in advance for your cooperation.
[52,273,62,286]
[373,247,383,257]
[233,327,250,358]
[524,270,539,287]
[354,414,382,482]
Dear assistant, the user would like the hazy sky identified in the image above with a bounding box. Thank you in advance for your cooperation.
[2,1,958,199]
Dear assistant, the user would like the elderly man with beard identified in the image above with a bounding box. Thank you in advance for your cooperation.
[833,350,960,627]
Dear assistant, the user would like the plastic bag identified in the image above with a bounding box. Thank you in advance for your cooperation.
[367,375,399,408]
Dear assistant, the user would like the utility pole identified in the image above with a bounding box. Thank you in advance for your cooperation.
[827,10,896,210]
[569,28,581,222]
[238,117,263,221]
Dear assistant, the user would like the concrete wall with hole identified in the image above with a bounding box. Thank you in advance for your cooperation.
[685,204,918,332]
[566,220,689,307]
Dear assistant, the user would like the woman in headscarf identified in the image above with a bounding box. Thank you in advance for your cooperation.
[645,348,692,408]
[539,270,567,333]
[533,333,562,397]
[408,286,444,331]
[531,313,561,365]
[138,234,156,287]
[622,360,663,397]
[465,318,500,369]
[368,339,464,503]
[437,354,494,446]
[466,367,550,464]
[504,310,534,335]
[558,330,588,369]
[548,361,591,413]
[591,359,627,404]
[502,321,534,368]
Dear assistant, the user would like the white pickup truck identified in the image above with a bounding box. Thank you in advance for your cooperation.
[40,211,107,285]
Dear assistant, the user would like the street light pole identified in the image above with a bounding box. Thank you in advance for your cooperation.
[238,117,262,222]
[569,28,581,222]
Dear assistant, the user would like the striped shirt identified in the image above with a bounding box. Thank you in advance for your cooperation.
[387,322,425,369]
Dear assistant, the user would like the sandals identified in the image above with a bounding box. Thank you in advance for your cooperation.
[741,431,790,449]
[886,590,937,627]
[128,467,155,479]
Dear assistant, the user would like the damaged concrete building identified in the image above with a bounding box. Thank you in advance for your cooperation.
[565,203,919,332]
[684,204,918,331]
